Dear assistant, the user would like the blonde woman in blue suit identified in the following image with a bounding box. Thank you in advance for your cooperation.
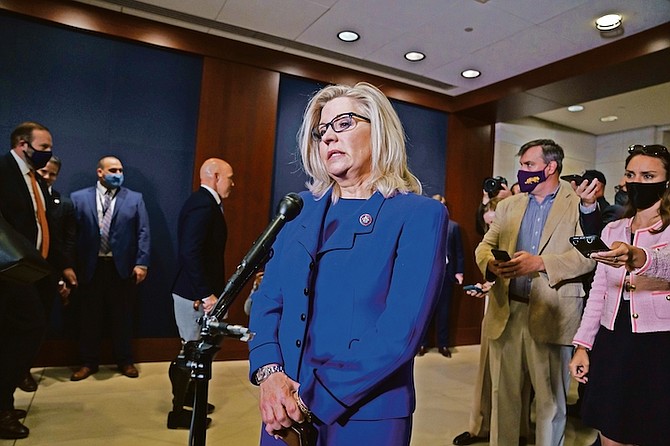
[248,82,448,446]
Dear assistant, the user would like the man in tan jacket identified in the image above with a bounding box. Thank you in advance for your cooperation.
[474,139,595,446]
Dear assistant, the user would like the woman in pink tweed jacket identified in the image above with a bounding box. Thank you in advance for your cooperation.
[569,144,670,446]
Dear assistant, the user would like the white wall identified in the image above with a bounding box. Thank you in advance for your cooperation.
[596,127,666,203]
[493,118,596,191]
[494,119,668,204]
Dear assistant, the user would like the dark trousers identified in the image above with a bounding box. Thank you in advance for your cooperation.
[0,280,46,410]
[78,258,137,367]
[422,281,454,348]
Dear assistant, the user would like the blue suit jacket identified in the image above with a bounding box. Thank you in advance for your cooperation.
[248,190,448,425]
[71,185,150,284]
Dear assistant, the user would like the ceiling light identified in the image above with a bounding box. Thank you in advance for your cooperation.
[600,115,618,122]
[337,30,360,42]
[404,51,425,62]
[595,14,622,31]
[461,69,481,79]
[567,105,584,112]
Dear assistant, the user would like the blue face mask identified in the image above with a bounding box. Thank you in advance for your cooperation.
[104,173,124,189]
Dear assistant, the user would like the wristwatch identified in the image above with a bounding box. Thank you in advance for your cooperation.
[254,364,284,385]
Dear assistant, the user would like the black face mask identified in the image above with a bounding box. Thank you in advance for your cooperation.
[24,144,52,170]
[626,181,668,210]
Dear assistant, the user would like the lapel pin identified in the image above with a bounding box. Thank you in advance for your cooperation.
[359,213,373,226]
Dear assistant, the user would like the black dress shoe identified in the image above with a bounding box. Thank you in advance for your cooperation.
[453,431,487,445]
[417,346,427,356]
[167,410,211,429]
[11,409,27,419]
[439,346,452,358]
[0,410,29,439]
[18,372,38,392]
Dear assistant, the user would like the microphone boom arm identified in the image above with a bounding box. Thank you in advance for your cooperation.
[209,217,283,321]
[201,192,303,336]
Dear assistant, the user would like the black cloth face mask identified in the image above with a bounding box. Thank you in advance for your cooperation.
[626,181,668,210]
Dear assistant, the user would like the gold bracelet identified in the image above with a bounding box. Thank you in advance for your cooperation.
[293,391,312,423]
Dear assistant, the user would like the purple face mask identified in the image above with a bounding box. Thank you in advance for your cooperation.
[517,168,547,193]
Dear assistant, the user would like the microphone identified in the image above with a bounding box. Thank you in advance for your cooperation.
[207,192,303,323]
[206,321,254,342]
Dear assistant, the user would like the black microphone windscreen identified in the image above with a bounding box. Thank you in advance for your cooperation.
[277,192,303,221]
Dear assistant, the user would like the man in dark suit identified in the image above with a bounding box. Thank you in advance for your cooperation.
[168,158,234,429]
[70,156,151,381]
[14,156,79,394]
[0,122,58,439]
[419,195,465,357]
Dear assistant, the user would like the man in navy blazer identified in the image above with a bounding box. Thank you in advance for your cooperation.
[0,122,57,440]
[70,156,150,381]
[168,158,234,429]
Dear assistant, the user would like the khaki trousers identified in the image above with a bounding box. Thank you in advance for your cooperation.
[488,301,571,446]
[468,316,532,438]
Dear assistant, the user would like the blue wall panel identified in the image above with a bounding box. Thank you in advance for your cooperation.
[0,12,203,338]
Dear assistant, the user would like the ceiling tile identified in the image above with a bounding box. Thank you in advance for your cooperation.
[132,0,227,19]
[217,0,329,40]
[488,0,590,24]
[429,25,581,95]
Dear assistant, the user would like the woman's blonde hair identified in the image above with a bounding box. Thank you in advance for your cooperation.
[297,82,422,201]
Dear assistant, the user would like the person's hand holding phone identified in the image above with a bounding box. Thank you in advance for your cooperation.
[574,178,600,207]
[489,249,545,279]
[487,249,511,278]
[463,282,493,298]
[590,241,648,271]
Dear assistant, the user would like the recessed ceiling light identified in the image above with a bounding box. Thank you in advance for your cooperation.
[404,51,425,62]
[337,30,360,42]
[595,14,622,31]
[600,115,618,122]
[567,105,584,112]
[461,69,481,79]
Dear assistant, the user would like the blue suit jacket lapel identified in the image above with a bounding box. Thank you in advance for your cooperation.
[295,191,329,258]
[111,188,127,223]
[294,190,386,256]
[85,187,98,223]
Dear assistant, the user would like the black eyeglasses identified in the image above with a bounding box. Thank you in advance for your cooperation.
[628,144,668,156]
[312,112,371,142]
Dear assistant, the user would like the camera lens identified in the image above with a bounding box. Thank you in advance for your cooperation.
[483,177,501,193]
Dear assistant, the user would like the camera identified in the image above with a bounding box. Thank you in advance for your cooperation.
[483,176,508,194]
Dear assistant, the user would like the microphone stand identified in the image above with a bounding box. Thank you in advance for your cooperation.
[183,193,303,446]
[184,252,269,446]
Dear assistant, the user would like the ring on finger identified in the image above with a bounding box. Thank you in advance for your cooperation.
[614,256,618,262]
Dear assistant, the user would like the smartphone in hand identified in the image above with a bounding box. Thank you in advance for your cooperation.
[491,249,511,262]
[560,174,585,184]
[463,284,484,293]
[569,235,610,258]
